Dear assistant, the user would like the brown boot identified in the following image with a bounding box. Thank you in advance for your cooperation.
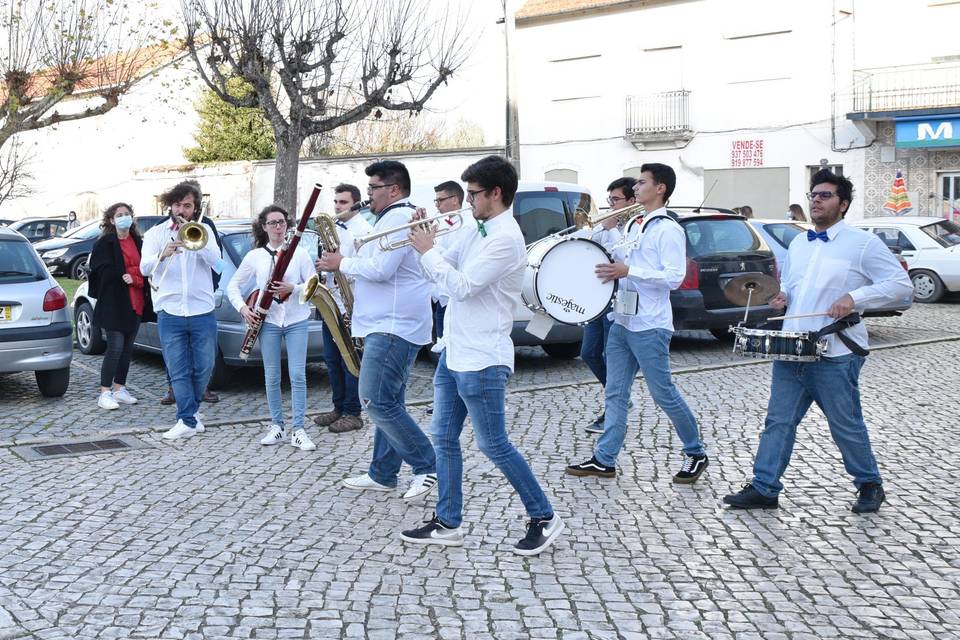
[160,386,175,405]
[313,410,341,427]
[329,415,363,433]
[203,388,220,403]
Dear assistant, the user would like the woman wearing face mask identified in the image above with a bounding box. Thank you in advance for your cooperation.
[88,203,149,410]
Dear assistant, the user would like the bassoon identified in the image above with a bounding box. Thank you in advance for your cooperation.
[238,183,322,360]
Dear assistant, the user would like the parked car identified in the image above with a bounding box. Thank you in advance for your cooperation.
[72,219,327,389]
[7,217,68,243]
[35,215,168,280]
[0,219,14,226]
[0,225,72,396]
[853,216,960,303]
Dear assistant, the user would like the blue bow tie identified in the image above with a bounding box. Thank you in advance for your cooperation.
[807,229,829,242]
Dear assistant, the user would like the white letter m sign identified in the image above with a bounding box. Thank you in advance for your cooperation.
[918,122,953,141]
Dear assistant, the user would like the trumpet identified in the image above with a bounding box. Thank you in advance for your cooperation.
[573,202,645,231]
[353,209,466,252]
[148,214,209,291]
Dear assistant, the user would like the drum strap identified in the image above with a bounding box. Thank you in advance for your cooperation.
[809,313,869,356]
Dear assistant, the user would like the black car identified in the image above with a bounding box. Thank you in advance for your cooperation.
[35,216,168,279]
[666,208,779,339]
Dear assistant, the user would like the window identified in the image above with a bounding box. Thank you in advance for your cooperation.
[808,164,843,186]
[19,221,45,239]
[512,191,592,247]
[920,220,960,247]
[0,238,46,281]
[682,219,761,258]
[871,227,917,251]
[761,222,806,249]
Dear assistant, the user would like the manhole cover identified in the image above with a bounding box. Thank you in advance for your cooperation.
[11,436,151,462]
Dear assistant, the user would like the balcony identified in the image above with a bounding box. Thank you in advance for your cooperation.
[625,90,693,148]
[850,62,960,117]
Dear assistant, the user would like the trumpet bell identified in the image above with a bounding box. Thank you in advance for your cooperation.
[179,221,207,250]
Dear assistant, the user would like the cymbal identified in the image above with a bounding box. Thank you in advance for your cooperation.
[722,273,780,307]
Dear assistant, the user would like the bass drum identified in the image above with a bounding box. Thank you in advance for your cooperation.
[522,236,616,325]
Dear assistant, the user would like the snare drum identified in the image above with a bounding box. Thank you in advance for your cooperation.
[731,326,827,362]
[522,236,616,325]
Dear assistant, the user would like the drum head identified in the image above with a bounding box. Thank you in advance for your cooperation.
[534,237,616,325]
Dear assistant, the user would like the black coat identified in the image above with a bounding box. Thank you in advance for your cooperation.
[89,233,155,331]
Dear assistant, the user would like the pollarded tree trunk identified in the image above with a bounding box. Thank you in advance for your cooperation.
[273,132,304,213]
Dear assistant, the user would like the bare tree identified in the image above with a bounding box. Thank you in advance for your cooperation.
[0,139,33,205]
[182,0,471,210]
[0,0,167,151]
[305,114,485,156]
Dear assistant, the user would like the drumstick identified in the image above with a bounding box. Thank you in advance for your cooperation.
[766,311,831,321]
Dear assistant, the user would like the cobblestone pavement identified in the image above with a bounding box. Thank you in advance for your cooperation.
[0,304,959,639]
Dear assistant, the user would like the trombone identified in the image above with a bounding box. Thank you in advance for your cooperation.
[573,202,645,231]
[148,214,209,291]
[353,209,466,252]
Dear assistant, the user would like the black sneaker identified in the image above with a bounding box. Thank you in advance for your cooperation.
[722,484,779,509]
[673,453,709,484]
[852,483,885,514]
[400,514,464,547]
[513,514,565,556]
[565,456,616,478]
[584,413,605,435]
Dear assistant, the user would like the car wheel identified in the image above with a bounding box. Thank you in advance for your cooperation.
[35,367,70,397]
[75,302,107,355]
[542,342,582,359]
[910,269,944,303]
[208,349,234,390]
[709,328,735,342]
[70,255,89,280]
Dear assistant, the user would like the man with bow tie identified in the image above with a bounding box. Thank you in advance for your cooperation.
[723,169,913,514]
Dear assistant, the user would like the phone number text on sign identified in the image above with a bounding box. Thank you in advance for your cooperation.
[731,139,764,168]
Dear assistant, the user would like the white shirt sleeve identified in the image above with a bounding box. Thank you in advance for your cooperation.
[849,234,915,308]
[625,222,686,290]
[419,234,522,302]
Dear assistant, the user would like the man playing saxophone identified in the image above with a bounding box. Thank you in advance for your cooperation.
[315,161,437,503]
[312,183,373,434]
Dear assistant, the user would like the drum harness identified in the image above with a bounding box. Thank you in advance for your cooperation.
[609,213,676,316]
[804,312,869,357]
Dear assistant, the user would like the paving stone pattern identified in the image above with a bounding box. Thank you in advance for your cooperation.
[0,304,958,638]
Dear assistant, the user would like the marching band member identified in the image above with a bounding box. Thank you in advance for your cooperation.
[402,155,564,556]
[723,170,913,513]
[566,163,709,483]
[140,181,222,441]
[430,180,467,342]
[316,160,438,503]
[228,205,318,451]
[579,177,635,434]
[313,184,373,434]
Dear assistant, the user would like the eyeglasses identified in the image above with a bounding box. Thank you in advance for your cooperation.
[607,195,627,205]
[367,183,396,194]
[264,219,287,228]
[466,188,487,201]
[434,194,457,206]
[806,191,838,201]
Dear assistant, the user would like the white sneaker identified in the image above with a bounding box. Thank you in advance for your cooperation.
[111,387,138,405]
[402,473,438,503]
[194,412,205,433]
[162,419,198,440]
[260,425,285,446]
[342,473,393,492]
[97,390,119,410]
[291,429,316,451]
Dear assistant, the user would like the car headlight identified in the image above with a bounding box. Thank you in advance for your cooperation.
[42,248,68,259]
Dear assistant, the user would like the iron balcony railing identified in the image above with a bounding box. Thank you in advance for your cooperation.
[851,62,960,113]
[625,90,692,141]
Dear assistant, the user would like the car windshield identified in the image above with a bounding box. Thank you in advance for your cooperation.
[0,238,47,282]
[920,220,960,248]
[683,219,762,258]
[761,222,806,249]
[61,220,101,240]
[512,191,593,246]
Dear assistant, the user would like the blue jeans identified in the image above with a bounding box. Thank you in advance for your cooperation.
[157,310,217,428]
[260,319,308,430]
[322,323,360,416]
[751,355,881,498]
[595,324,704,466]
[431,354,553,528]
[580,314,612,386]
[360,333,436,486]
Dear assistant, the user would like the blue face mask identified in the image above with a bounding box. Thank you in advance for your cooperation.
[115,215,133,230]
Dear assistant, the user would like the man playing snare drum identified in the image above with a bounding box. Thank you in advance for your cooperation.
[723,169,913,513]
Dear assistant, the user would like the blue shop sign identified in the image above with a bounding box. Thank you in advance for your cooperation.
[895,117,960,148]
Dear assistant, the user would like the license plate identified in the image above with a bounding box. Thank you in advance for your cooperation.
[0,305,11,322]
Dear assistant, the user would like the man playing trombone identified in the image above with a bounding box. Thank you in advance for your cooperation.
[315,161,438,503]
[140,181,222,441]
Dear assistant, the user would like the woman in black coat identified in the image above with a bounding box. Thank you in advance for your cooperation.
[88,203,153,410]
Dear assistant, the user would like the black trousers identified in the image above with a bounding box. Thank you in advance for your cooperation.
[99,318,141,388]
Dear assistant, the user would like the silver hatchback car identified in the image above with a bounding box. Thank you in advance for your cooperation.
[0,225,72,396]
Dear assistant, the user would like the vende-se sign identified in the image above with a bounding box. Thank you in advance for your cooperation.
[895,117,960,148]
[731,139,764,167]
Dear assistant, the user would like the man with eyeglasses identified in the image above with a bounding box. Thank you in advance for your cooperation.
[579,176,636,434]
[723,169,913,514]
[316,160,437,503]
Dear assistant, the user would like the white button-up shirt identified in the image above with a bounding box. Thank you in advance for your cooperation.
[782,220,914,356]
[140,219,222,317]
[420,209,526,372]
[339,199,433,344]
[227,245,315,327]
[609,207,686,332]
[432,214,470,308]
